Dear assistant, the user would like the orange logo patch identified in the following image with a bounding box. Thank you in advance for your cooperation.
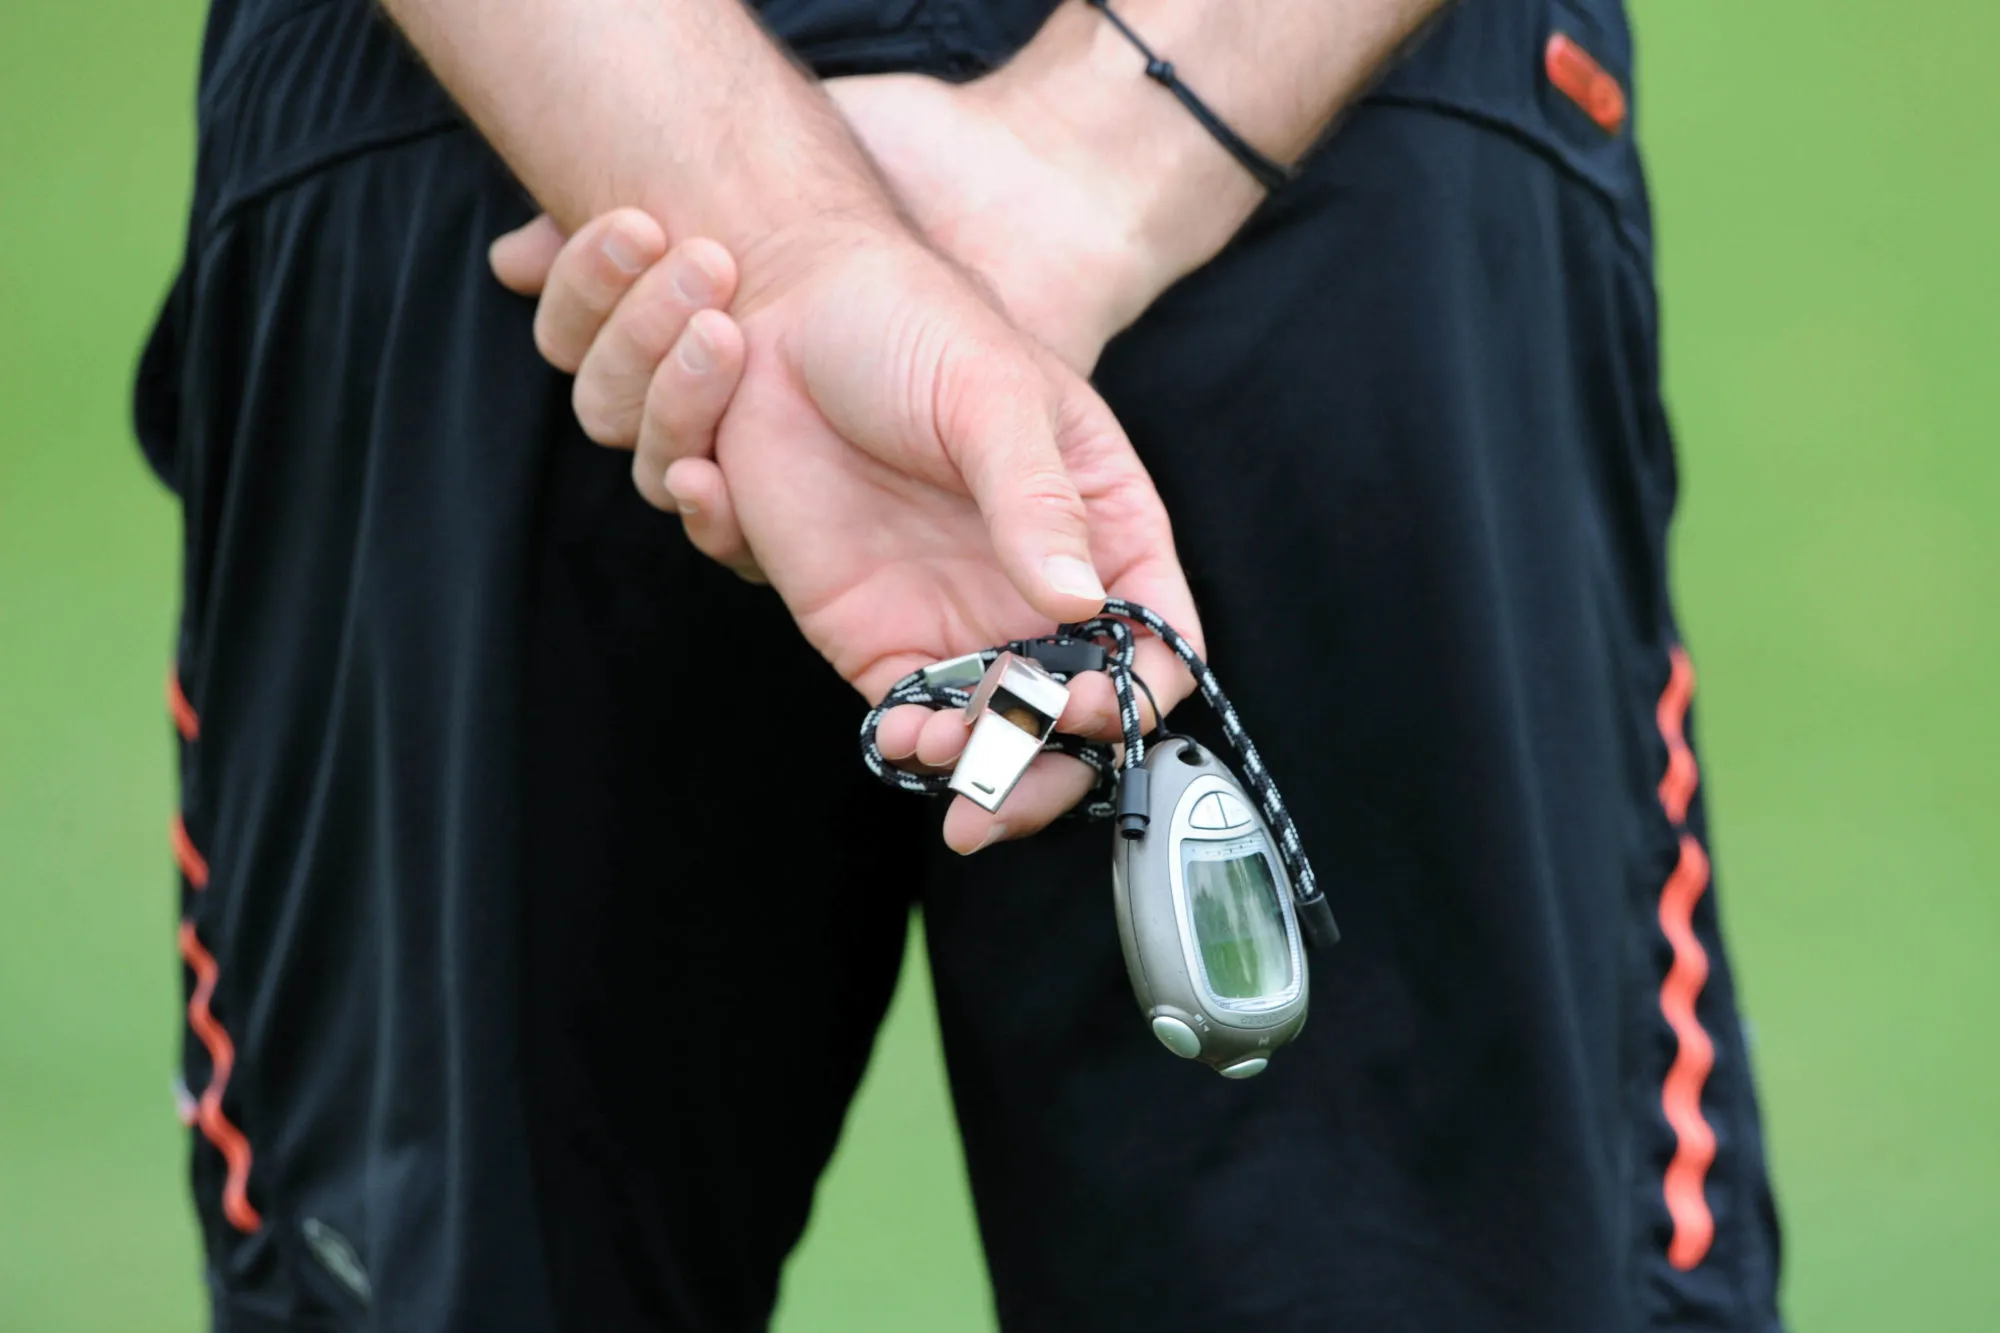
[1546,32,1627,136]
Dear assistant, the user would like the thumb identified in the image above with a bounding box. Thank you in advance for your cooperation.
[488,214,566,296]
[937,350,1107,624]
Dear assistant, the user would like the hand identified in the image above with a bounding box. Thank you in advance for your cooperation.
[820,60,1266,372]
[496,69,1245,591]
[493,208,1202,852]
[821,72,1166,374]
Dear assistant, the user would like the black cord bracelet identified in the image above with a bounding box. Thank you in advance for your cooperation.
[1083,0,1299,193]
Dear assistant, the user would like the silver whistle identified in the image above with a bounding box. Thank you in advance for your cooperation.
[946,652,1070,813]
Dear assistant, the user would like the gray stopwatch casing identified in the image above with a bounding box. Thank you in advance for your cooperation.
[1111,737,1308,1078]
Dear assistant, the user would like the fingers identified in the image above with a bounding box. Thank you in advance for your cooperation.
[572,239,739,447]
[874,705,966,771]
[489,214,566,296]
[880,705,1099,852]
[934,352,1106,626]
[914,708,972,769]
[877,695,1112,854]
[499,211,759,600]
[1054,670,1155,745]
[657,458,766,583]
[528,210,668,373]
[942,754,1098,854]
[875,704,943,767]
[853,653,956,716]
[633,307,745,480]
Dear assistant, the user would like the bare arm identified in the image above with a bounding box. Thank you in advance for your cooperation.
[453,0,1432,848]
[983,0,1452,291]
[379,0,897,253]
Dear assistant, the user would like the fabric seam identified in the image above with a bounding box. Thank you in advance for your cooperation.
[204,114,468,236]
[1361,92,1652,262]
[199,0,347,109]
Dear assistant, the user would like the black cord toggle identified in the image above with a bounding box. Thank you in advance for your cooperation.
[1116,766,1152,839]
[1295,892,1341,949]
[1012,635,1108,678]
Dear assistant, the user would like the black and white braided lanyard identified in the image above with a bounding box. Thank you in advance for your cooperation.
[858,598,1340,947]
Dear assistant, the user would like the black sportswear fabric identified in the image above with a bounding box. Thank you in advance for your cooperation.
[137,1,1783,1330]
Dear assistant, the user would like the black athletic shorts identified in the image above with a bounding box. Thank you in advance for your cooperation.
[136,0,1784,1328]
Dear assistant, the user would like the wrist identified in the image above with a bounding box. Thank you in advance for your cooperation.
[664,104,907,266]
[729,206,914,320]
[973,0,1269,300]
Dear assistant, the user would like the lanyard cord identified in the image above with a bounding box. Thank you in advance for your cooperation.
[857,598,1339,947]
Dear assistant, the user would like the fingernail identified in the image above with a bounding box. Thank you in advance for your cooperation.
[602,230,647,276]
[677,324,714,375]
[962,823,1008,855]
[1042,555,1106,602]
[666,479,700,517]
[671,258,718,307]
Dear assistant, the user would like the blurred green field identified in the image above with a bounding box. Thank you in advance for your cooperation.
[1,2,1994,1329]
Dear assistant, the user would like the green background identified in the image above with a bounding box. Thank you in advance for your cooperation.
[1,2,1994,1328]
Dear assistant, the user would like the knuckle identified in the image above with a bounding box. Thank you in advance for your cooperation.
[618,300,683,361]
[633,431,672,487]
[590,246,628,292]
[680,236,735,289]
[643,380,694,456]
[532,313,575,373]
[1015,469,1088,523]
[571,379,633,448]
[628,452,671,512]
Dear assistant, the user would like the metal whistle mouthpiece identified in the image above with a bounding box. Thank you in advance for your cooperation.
[948,652,1070,813]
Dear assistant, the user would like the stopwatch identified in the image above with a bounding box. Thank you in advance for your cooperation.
[1111,737,1307,1077]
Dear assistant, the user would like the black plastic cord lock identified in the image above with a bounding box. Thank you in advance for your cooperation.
[1116,767,1152,839]
[1014,636,1108,679]
[1295,893,1342,948]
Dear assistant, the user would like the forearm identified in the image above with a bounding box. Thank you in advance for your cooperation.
[381,0,896,253]
[982,0,1450,285]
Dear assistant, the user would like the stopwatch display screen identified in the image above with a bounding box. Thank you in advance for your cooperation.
[1182,836,1295,1001]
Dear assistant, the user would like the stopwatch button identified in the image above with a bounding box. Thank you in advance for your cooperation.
[1219,1057,1269,1080]
[1150,1015,1203,1059]
[1188,793,1231,830]
[1214,792,1254,829]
